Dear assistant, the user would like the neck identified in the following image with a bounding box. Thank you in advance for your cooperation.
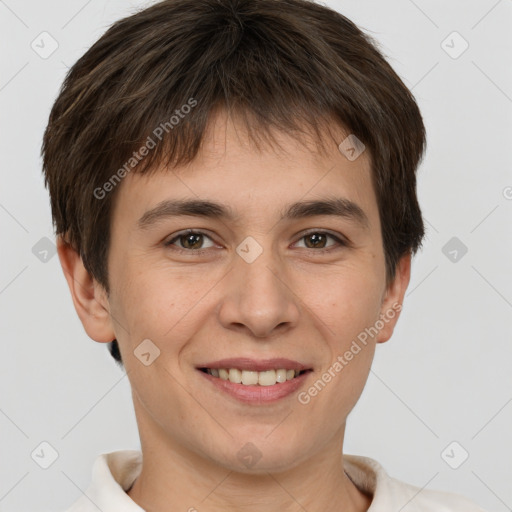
[126,416,372,512]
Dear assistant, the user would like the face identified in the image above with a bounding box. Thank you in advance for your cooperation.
[62,110,410,473]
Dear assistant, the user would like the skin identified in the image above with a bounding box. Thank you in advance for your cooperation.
[57,110,411,512]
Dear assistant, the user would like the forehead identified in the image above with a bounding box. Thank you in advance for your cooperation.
[111,110,379,231]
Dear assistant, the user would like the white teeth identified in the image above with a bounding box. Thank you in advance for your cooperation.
[228,368,242,383]
[258,370,276,386]
[276,369,287,383]
[205,368,303,386]
[241,370,259,385]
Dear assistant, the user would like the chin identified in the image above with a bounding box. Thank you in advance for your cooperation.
[207,435,311,474]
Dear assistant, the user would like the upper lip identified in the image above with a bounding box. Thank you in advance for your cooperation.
[197,358,311,372]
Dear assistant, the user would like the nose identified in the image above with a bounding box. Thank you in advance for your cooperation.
[217,244,301,338]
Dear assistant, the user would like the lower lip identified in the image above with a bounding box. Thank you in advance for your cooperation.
[197,369,311,404]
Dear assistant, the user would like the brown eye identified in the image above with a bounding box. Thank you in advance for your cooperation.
[304,233,328,249]
[179,233,204,249]
[296,231,346,250]
[165,230,215,251]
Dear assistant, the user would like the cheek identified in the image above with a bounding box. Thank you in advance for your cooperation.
[117,264,216,342]
[299,265,383,341]
[296,266,381,407]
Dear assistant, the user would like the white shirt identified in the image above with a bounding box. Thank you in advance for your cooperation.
[64,450,487,511]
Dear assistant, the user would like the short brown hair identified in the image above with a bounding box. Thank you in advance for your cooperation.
[42,0,426,367]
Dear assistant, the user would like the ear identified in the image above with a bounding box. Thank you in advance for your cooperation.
[56,236,115,343]
[376,252,411,344]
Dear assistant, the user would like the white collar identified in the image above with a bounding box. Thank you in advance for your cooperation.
[66,450,485,512]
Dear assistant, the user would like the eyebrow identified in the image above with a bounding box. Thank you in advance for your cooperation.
[137,196,370,231]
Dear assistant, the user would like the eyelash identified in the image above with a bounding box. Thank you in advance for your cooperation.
[164,229,348,255]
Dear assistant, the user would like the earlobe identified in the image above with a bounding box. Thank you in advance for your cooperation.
[56,236,115,343]
[376,252,412,344]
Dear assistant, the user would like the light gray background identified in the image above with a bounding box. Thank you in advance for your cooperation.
[1,1,511,511]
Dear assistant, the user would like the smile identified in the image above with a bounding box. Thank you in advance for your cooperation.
[199,368,309,386]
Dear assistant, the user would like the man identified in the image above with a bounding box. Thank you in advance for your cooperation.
[42,0,487,510]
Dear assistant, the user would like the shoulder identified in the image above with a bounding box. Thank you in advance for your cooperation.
[344,454,488,512]
[387,475,488,511]
[60,450,144,512]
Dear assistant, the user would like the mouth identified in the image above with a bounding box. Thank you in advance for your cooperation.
[198,367,311,386]
[196,358,313,403]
